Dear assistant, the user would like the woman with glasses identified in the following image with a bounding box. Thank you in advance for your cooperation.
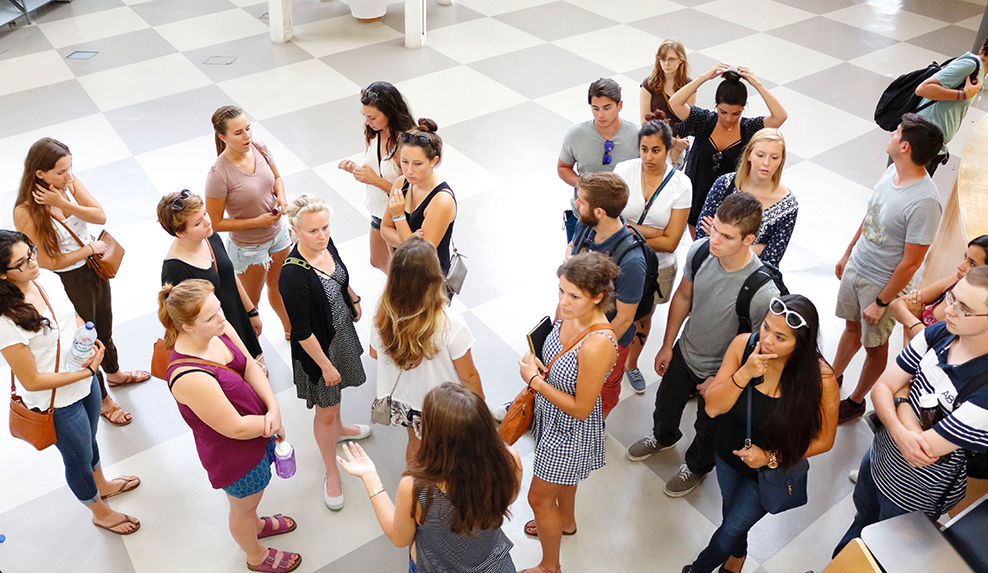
[206,105,292,340]
[640,38,693,167]
[695,128,796,267]
[380,119,456,276]
[13,137,148,427]
[890,235,988,344]
[682,295,838,573]
[0,230,141,535]
[338,82,416,274]
[667,64,788,239]
[157,190,264,366]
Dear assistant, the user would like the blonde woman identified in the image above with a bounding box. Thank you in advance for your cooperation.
[640,38,693,165]
[695,128,797,267]
[278,195,369,511]
[371,235,483,463]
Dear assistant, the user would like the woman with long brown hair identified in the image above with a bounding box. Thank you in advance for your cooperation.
[13,137,148,427]
[640,38,693,166]
[371,235,483,462]
[339,382,521,573]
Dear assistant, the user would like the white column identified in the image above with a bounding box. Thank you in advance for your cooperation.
[405,0,426,49]
[269,0,294,43]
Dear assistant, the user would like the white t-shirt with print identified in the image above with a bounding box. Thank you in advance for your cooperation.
[614,158,692,269]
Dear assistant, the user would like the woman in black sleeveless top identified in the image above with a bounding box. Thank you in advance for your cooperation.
[682,295,839,573]
[380,119,456,275]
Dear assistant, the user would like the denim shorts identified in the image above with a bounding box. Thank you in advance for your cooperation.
[226,222,292,274]
[370,216,382,231]
[223,439,276,499]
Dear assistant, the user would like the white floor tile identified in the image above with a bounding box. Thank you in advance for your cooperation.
[956,14,983,31]
[423,18,545,65]
[849,42,951,79]
[133,134,219,196]
[824,3,948,41]
[394,66,528,128]
[562,0,683,24]
[0,415,70,514]
[0,50,75,97]
[291,14,404,58]
[553,25,660,74]
[433,144,505,200]
[700,33,843,85]
[38,6,150,50]
[693,0,815,32]
[77,53,213,112]
[312,155,373,219]
[455,0,555,17]
[769,87,877,159]
[218,59,361,121]
[154,8,270,52]
[250,123,311,176]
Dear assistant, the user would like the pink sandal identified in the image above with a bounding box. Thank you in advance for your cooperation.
[257,514,296,539]
[247,548,301,572]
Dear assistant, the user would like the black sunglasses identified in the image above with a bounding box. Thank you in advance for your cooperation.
[360,88,379,105]
[603,140,614,165]
[711,151,723,174]
[171,189,193,211]
[400,132,432,146]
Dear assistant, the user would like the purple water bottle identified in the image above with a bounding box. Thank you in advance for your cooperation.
[274,441,296,479]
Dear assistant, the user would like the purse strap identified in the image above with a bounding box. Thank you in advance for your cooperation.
[53,217,88,251]
[544,323,612,373]
[11,281,59,412]
[384,369,403,401]
[204,238,218,273]
[168,357,239,376]
[637,166,677,225]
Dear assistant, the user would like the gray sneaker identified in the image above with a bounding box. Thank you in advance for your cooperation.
[664,463,706,497]
[626,368,647,394]
[626,435,675,461]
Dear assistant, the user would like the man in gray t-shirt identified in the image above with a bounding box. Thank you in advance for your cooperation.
[627,192,778,497]
[833,114,943,425]
[557,77,639,241]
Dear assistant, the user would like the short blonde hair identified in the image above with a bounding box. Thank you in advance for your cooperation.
[286,194,332,241]
[156,190,204,236]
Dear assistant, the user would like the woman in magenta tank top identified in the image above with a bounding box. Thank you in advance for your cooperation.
[158,279,300,573]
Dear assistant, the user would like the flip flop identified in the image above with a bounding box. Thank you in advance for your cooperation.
[258,514,297,539]
[100,402,132,426]
[94,514,140,536]
[101,475,141,500]
[107,370,151,387]
[247,548,301,573]
[524,519,576,537]
[517,565,561,573]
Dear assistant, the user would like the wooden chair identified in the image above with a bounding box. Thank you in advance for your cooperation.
[822,539,882,573]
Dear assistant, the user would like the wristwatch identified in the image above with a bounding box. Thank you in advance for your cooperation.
[894,397,910,407]
[766,450,779,469]
[875,296,889,308]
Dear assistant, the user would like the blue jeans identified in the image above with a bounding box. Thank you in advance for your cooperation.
[833,449,910,558]
[52,376,102,504]
[408,556,417,573]
[563,209,577,243]
[691,456,768,573]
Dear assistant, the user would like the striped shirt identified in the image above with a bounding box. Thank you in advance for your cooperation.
[871,322,988,516]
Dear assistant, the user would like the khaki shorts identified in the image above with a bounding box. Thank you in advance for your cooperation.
[654,262,677,305]
[835,259,903,348]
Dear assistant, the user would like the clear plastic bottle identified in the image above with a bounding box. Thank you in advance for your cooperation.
[274,441,296,479]
[65,322,97,372]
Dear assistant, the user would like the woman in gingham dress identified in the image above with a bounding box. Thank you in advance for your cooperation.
[518,253,620,573]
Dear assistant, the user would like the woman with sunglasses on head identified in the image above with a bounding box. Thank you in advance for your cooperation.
[667,64,787,239]
[157,190,264,367]
[694,128,796,267]
[13,137,148,427]
[640,38,693,167]
[891,235,988,344]
[682,295,838,573]
[380,119,456,276]
[339,382,521,573]
[0,230,141,535]
[612,112,692,394]
[206,105,292,340]
[338,81,416,274]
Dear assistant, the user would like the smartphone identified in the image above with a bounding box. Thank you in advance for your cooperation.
[271,205,282,215]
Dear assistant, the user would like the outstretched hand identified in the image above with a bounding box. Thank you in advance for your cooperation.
[338,442,378,479]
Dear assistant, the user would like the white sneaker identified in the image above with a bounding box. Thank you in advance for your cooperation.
[849,469,859,483]
[492,402,511,422]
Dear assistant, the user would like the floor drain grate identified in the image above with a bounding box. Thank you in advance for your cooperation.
[66,50,98,60]
[204,55,237,65]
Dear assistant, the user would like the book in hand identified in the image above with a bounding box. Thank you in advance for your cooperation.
[527,316,553,362]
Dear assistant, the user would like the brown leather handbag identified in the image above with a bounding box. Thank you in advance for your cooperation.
[55,219,125,280]
[9,282,60,450]
[498,323,612,445]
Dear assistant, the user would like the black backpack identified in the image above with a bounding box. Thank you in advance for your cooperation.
[874,55,980,131]
[689,239,788,334]
[571,224,660,322]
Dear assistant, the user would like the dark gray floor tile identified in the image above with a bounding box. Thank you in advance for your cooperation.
[381,0,485,34]
[312,528,407,572]
[907,25,979,60]
[785,63,891,122]
[184,32,314,83]
[0,79,99,138]
[56,28,178,77]
[494,1,618,42]
[809,127,891,188]
[320,38,459,88]
[469,44,614,100]
[0,22,53,61]
[262,97,366,167]
[768,16,897,61]
[628,9,757,51]
[770,0,864,14]
[438,101,573,181]
[32,0,126,23]
[0,487,135,573]
[103,85,234,156]
[130,0,237,27]
[282,169,368,244]
[898,0,985,24]
[242,0,352,26]
[74,158,160,225]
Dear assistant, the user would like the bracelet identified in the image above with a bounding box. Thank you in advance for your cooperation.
[368,486,385,499]
[86,365,96,376]
[909,321,923,330]
[352,296,361,304]
[392,214,406,222]
[731,373,744,389]
[528,373,539,388]
[246,308,259,318]
[959,88,965,100]
[89,244,95,256]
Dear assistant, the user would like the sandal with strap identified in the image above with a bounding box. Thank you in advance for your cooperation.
[524,519,576,537]
[100,400,132,426]
[93,514,140,536]
[101,475,141,500]
[258,514,297,539]
[248,548,301,573]
[106,370,151,387]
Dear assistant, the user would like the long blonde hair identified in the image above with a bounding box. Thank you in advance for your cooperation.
[734,128,787,191]
[645,39,690,96]
[158,279,214,350]
[374,236,448,370]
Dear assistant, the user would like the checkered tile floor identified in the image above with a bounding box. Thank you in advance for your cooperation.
[0,0,985,571]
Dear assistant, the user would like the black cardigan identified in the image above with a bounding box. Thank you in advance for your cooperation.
[278,240,351,384]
